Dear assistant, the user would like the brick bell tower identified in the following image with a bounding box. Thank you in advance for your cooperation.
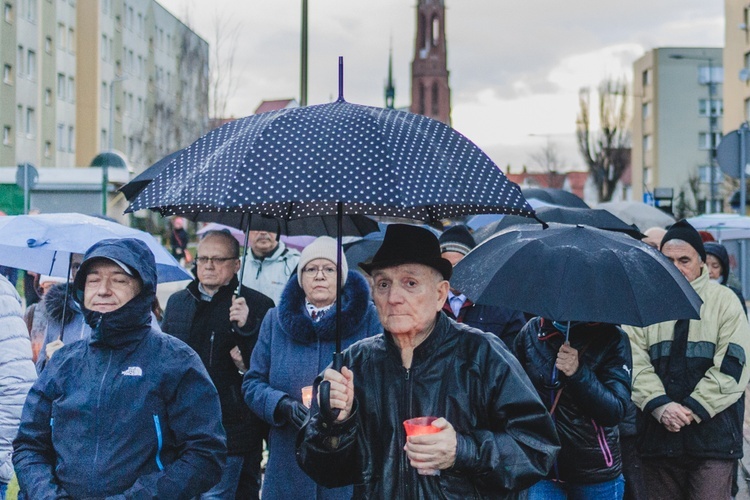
[410,0,451,125]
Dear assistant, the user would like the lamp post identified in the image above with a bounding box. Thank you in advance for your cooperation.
[300,0,308,106]
[670,54,719,214]
[104,75,128,215]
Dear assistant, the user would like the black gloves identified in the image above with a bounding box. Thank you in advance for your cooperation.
[275,396,309,429]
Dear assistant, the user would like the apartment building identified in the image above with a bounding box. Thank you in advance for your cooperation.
[631,47,723,214]
[0,0,208,175]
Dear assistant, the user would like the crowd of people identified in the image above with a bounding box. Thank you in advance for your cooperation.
[0,214,748,500]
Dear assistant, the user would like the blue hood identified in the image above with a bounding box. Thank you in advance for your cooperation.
[704,241,730,284]
[73,238,156,348]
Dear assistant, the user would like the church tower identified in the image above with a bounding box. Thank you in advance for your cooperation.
[410,0,451,125]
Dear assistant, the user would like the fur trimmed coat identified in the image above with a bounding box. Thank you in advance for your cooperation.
[243,270,381,500]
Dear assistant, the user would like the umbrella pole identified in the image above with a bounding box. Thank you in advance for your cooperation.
[236,213,251,297]
[333,201,343,371]
[58,253,72,341]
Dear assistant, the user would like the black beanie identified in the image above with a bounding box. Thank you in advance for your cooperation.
[660,219,706,262]
[439,225,476,256]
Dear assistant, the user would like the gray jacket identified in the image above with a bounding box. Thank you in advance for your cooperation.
[241,241,299,305]
[0,275,36,483]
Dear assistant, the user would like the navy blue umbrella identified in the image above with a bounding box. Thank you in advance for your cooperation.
[523,188,589,209]
[452,223,702,328]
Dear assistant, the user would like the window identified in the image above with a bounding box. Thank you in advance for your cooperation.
[642,68,652,86]
[16,105,22,133]
[57,73,65,100]
[4,3,12,23]
[699,165,722,183]
[26,0,35,22]
[101,82,108,107]
[44,141,51,157]
[698,65,723,84]
[57,23,65,49]
[56,123,64,150]
[643,134,653,152]
[2,126,10,145]
[45,88,52,105]
[45,36,52,54]
[103,0,110,14]
[642,102,651,119]
[101,34,107,60]
[3,64,12,84]
[699,99,723,117]
[699,132,722,150]
[101,129,107,148]
[67,76,75,102]
[16,45,23,78]
[26,50,35,80]
[68,126,74,152]
[25,107,35,137]
[746,98,750,122]
[68,27,75,53]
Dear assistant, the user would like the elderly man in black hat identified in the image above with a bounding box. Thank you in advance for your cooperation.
[297,224,559,498]
[625,220,750,500]
[439,224,527,348]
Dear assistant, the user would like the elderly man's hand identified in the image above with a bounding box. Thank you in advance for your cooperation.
[556,342,579,377]
[46,339,65,360]
[320,366,354,422]
[229,296,250,328]
[660,402,693,432]
[404,418,457,472]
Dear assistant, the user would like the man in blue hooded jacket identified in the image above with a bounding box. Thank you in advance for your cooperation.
[13,238,227,499]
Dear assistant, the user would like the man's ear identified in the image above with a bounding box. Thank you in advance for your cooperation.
[436,279,450,308]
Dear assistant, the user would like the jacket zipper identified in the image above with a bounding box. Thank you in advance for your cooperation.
[93,351,114,476]
[209,331,215,367]
[153,415,165,471]
[403,367,413,499]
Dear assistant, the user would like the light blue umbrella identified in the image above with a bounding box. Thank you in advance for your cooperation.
[0,213,191,283]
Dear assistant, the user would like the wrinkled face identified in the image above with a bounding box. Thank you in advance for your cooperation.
[83,260,142,313]
[197,236,240,293]
[371,264,449,338]
[249,230,278,257]
[643,228,666,249]
[706,254,723,281]
[300,258,338,308]
[441,251,465,267]
[70,253,83,280]
[662,240,703,283]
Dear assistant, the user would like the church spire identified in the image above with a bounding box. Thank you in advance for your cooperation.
[385,40,395,109]
[409,0,451,125]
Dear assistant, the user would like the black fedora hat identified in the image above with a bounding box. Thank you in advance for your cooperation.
[359,224,453,280]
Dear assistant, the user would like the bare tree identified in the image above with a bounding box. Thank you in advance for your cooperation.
[209,10,242,119]
[528,141,565,189]
[674,173,701,219]
[576,79,631,202]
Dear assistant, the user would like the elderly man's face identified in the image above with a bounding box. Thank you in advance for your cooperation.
[197,235,240,294]
[371,264,449,338]
[440,251,465,267]
[662,240,703,282]
[248,230,278,257]
[84,260,141,313]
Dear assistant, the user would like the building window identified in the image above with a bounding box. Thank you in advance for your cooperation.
[45,36,52,54]
[57,23,65,49]
[745,98,750,122]
[699,99,723,117]
[4,3,12,23]
[56,123,64,150]
[67,76,75,102]
[101,129,107,148]
[642,102,651,119]
[699,132,722,150]
[698,65,723,84]
[16,45,23,78]
[25,107,35,137]
[68,27,75,53]
[45,88,52,105]
[642,68,652,86]
[101,82,108,107]
[68,126,75,152]
[2,126,10,145]
[44,141,51,157]
[3,64,12,84]
[57,73,65,100]
[101,34,107,60]
[643,134,653,152]
[26,50,35,80]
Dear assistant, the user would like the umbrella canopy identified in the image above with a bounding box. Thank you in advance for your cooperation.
[596,201,674,231]
[522,188,589,209]
[686,213,750,241]
[473,206,644,243]
[0,213,191,283]
[451,224,702,327]
[119,150,180,201]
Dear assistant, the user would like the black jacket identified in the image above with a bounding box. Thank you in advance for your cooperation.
[297,313,560,499]
[442,298,527,349]
[514,318,632,484]
[161,276,274,455]
[13,238,226,499]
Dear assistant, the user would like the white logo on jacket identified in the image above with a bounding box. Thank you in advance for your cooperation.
[122,366,143,376]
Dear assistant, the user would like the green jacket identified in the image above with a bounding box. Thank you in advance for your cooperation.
[625,267,750,459]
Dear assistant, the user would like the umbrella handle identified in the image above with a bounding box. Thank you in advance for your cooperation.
[319,352,344,422]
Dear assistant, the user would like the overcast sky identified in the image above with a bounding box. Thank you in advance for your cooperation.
[159,0,724,171]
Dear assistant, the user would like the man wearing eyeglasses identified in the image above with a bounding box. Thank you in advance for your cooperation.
[162,230,274,499]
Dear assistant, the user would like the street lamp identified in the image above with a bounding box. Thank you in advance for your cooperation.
[300,0,308,106]
[670,53,719,214]
[104,74,128,215]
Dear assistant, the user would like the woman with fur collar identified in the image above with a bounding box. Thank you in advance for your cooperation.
[243,236,381,500]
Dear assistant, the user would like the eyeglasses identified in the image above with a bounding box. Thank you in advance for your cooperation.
[301,266,337,277]
[196,256,237,265]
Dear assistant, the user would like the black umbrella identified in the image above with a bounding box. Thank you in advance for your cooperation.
[124,58,533,416]
[473,206,645,243]
[523,188,589,209]
[452,223,702,328]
